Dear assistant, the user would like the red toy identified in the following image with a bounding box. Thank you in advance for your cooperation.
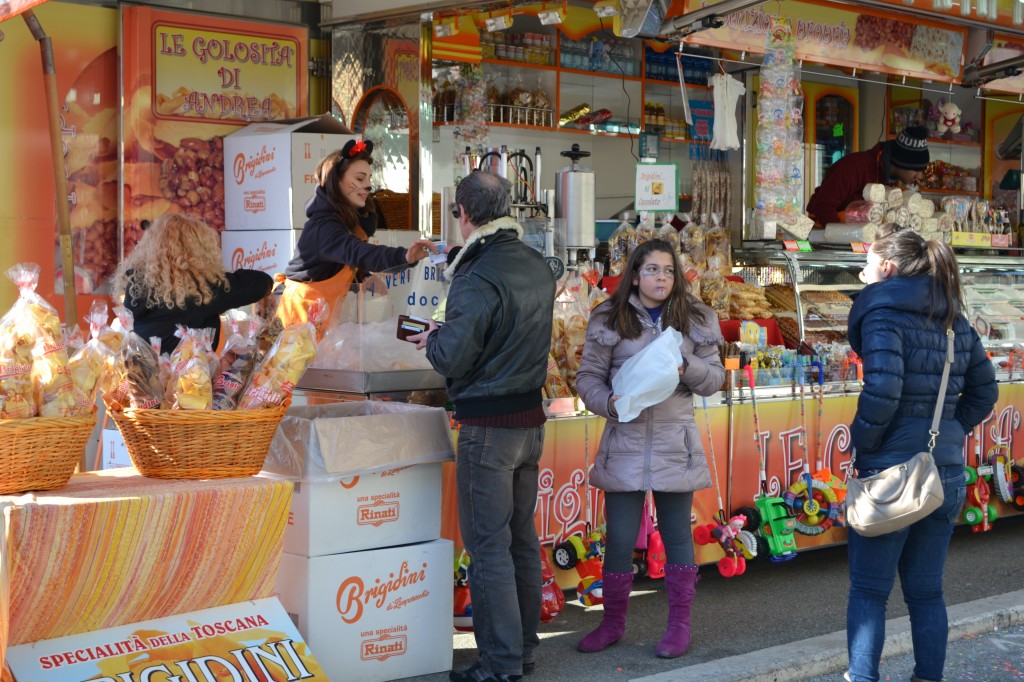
[540,547,565,623]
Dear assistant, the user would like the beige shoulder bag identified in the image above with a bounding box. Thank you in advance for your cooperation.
[845,328,953,537]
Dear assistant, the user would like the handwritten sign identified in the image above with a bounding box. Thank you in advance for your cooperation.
[635,162,680,213]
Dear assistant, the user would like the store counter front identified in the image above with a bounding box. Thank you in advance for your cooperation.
[0,469,292,675]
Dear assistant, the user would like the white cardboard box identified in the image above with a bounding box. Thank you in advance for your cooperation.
[99,427,133,470]
[275,539,454,682]
[284,463,443,557]
[221,228,301,275]
[224,114,356,231]
[264,402,455,481]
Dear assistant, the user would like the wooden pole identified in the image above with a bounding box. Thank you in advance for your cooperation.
[22,9,78,325]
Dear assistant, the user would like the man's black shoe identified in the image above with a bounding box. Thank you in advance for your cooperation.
[449,662,522,682]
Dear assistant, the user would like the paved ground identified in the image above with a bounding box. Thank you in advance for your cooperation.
[402,515,1024,682]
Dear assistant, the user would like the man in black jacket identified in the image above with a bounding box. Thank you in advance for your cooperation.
[412,171,556,682]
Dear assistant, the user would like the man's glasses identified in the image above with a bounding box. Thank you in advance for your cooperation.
[639,265,675,277]
[451,206,461,220]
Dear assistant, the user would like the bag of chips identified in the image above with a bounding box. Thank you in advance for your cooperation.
[69,301,121,405]
[237,301,324,409]
[212,311,264,411]
[168,327,215,410]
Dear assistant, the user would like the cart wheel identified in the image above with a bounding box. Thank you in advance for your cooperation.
[962,506,983,526]
[964,466,978,485]
[1013,492,1024,512]
[986,504,998,522]
[693,525,712,545]
[732,506,762,529]
[553,542,577,570]
[1010,466,1024,486]
[734,556,747,575]
[717,556,737,578]
[755,535,770,559]
[632,557,648,578]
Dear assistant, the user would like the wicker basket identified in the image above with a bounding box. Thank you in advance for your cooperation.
[0,413,96,495]
[106,404,288,479]
[374,189,411,229]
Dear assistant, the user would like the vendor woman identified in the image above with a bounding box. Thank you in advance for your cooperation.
[277,139,436,329]
[806,126,929,226]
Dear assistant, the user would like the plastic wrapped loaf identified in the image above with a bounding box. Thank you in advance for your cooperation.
[824,222,878,243]
[862,183,886,203]
[909,214,923,231]
[922,217,939,233]
[902,191,935,218]
[844,200,884,224]
[885,187,903,206]
[885,209,898,223]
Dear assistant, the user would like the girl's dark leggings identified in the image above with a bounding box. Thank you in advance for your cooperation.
[602,490,695,573]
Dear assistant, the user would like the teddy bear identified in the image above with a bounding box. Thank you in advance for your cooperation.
[936,101,962,135]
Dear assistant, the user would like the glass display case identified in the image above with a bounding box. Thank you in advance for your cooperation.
[734,247,1024,383]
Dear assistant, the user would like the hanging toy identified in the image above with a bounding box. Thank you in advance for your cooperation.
[453,550,474,632]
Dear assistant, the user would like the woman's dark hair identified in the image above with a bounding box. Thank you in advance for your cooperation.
[872,230,964,329]
[604,238,710,339]
[322,147,375,228]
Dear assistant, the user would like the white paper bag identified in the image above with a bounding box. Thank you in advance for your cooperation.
[611,327,683,423]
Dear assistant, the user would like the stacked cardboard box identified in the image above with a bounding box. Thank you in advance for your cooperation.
[222,115,357,274]
[269,401,456,682]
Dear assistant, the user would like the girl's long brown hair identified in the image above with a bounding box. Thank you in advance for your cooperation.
[871,229,964,329]
[604,238,710,339]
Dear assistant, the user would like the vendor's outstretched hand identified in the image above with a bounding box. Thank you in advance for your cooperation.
[406,239,438,264]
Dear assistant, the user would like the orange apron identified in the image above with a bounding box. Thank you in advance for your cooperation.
[275,223,370,340]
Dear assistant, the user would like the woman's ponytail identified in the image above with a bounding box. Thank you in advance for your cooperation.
[925,239,964,329]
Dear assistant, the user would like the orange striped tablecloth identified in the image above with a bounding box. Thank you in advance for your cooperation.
[0,469,292,676]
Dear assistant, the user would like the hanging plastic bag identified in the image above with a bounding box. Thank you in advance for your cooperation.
[611,327,683,422]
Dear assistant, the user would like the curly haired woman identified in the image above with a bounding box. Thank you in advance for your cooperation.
[113,213,273,354]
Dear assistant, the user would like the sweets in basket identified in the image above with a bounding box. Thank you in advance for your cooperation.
[0,263,95,494]
[103,302,323,479]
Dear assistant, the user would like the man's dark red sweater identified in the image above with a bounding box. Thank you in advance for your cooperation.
[806,143,890,226]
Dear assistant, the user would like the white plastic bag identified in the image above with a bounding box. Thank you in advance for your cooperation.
[611,327,683,423]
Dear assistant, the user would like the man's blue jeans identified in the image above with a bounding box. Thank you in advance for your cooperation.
[457,424,545,677]
[846,464,967,682]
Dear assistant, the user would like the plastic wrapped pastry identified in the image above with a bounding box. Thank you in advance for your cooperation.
[212,311,264,410]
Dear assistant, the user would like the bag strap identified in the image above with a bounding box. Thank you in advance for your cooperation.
[926,327,955,456]
[849,327,954,469]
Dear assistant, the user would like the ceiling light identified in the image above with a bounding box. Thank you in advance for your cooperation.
[594,0,621,18]
[485,14,513,32]
[538,9,563,25]
[434,21,458,38]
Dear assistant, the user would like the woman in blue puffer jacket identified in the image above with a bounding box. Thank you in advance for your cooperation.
[845,227,997,682]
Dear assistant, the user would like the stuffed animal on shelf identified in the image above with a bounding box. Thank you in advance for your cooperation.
[936,101,962,135]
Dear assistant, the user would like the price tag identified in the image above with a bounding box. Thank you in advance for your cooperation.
[783,239,799,251]
[797,240,812,251]
[850,242,867,253]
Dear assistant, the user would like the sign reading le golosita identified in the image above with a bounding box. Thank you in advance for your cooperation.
[4,598,328,681]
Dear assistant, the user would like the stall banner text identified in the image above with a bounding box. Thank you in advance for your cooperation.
[5,597,327,681]
[674,0,966,83]
[122,7,307,256]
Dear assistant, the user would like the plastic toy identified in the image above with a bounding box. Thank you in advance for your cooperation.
[539,547,565,623]
[1010,464,1024,512]
[692,397,757,577]
[453,551,473,632]
[962,435,998,534]
[553,528,606,606]
[987,444,1014,504]
[632,497,659,578]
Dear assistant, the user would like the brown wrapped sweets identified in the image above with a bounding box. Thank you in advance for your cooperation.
[111,307,163,410]
[212,310,264,410]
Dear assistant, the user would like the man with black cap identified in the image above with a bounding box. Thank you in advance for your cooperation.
[806,125,930,226]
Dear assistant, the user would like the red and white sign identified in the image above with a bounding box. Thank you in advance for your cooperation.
[284,463,443,557]
[275,539,453,682]
[4,598,327,681]
[224,115,356,230]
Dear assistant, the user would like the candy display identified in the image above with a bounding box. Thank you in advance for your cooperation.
[754,17,804,227]
[919,160,977,193]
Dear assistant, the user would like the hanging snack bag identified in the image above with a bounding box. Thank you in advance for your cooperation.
[238,301,325,409]
[69,301,121,405]
[212,311,264,411]
[705,213,732,278]
[168,327,216,410]
[113,307,163,410]
[608,219,635,276]
[2,264,90,418]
